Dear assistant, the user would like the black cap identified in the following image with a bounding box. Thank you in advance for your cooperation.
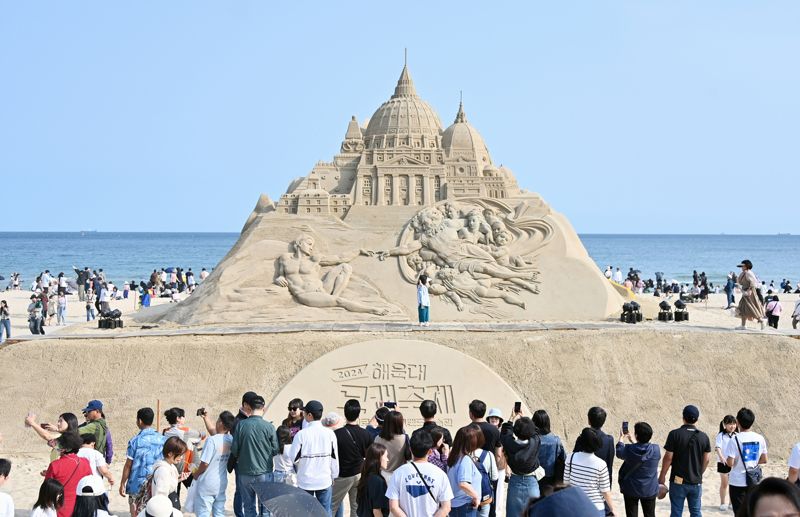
[737,259,753,269]
[303,400,323,413]
[241,391,258,405]
[683,405,700,422]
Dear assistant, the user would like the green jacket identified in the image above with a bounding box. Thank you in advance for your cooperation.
[78,418,107,455]
[230,415,279,476]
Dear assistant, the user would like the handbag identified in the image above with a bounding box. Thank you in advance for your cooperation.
[734,436,763,487]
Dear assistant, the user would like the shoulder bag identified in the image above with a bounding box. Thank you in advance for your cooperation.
[734,436,763,487]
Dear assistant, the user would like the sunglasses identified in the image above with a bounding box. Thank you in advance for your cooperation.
[288,406,301,411]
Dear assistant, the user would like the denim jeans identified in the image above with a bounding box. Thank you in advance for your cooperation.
[669,482,702,517]
[0,319,10,343]
[233,470,244,517]
[304,486,332,516]
[239,472,275,517]
[450,504,478,517]
[506,475,540,517]
[86,306,96,321]
[57,306,66,325]
[195,493,226,517]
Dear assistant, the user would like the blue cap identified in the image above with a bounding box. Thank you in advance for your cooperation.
[683,405,700,422]
[83,400,103,413]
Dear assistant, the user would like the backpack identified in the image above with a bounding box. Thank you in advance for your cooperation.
[104,426,114,464]
[132,470,156,515]
[472,451,494,507]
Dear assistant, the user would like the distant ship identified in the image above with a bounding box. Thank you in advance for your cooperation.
[80,230,97,236]
[777,232,791,236]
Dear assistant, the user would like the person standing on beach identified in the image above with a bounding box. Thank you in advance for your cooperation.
[792,295,800,329]
[78,401,108,457]
[289,400,339,515]
[725,408,768,514]
[613,268,623,284]
[0,300,10,343]
[735,259,766,330]
[658,405,711,517]
[56,292,67,326]
[28,294,44,335]
[74,267,90,301]
[417,274,431,326]
[724,273,737,309]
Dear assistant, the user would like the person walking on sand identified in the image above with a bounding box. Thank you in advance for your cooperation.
[0,300,10,343]
[56,293,67,326]
[735,259,766,330]
[792,295,800,329]
[417,274,431,326]
[765,295,783,329]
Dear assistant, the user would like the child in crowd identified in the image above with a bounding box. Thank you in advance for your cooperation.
[31,479,64,517]
[0,459,13,517]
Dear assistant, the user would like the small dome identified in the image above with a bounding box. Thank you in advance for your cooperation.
[363,65,443,145]
[441,102,492,164]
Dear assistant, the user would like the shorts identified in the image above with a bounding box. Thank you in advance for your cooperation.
[717,461,731,474]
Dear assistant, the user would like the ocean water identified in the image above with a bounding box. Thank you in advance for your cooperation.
[0,232,798,289]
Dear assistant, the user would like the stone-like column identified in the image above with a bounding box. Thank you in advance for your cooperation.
[392,175,400,206]
[353,176,362,205]
[407,175,416,206]
[423,175,432,206]
[376,172,385,206]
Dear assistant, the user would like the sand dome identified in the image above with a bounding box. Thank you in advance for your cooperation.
[363,65,443,146]
[441,102,492,165]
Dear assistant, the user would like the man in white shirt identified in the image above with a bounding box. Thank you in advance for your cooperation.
[613,268,623,284]
[289,400,339,516]
[604,266,613,279]
[725,407,768,514]
[387,429,453,517]
[0,458,14,517]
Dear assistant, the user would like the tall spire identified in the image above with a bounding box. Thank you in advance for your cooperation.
[454,91,467,123]
[392,50,417,98]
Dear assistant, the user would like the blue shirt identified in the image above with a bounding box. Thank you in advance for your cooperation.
[447,454,481,508]
[125,428,166,494]
[537,433,566,478]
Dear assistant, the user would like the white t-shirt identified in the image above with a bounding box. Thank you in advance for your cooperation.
[152,460,179,497]
[30,506,57,517]
[724,431,768,487]
[78,447,107,477]
[0,492,13,517]
[386,461,453,517]
[715,432,735,462]
[788,442,800,470]
[194,434,231,497]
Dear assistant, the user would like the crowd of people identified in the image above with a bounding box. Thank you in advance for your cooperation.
[0,266,211,342]
[3,396,800,517]
[604,260,800,331]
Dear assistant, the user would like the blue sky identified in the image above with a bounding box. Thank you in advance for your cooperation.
[1,2,798,233]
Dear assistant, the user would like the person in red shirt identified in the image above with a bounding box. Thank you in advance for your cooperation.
[45,433,92,517]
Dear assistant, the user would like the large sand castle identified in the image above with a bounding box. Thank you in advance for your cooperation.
[140,64,624,326]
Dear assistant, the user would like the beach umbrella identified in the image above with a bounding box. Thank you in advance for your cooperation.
[252,482,327,517]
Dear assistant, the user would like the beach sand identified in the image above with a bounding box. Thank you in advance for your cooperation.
[1,327,799,516]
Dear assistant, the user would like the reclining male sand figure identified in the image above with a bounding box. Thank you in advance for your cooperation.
[274,233,389,316]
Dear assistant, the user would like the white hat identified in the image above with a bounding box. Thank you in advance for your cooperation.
[321,412,341,427]
[76,475,105,496]
[140,495,182,517]
[486,408,504,423]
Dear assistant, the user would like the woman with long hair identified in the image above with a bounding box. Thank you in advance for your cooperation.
[532,410,565,489]
[374,411,410,481]
[446,425,484,517]
[272,426,296,486]
[30,478,64,517]
[715,415,737,511]
[736,259,766,330]
[281,398,304,437]
[356,443,389,517]
[25,413,80,461]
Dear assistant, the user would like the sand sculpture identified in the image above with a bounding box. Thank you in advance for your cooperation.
[140,63,624,325]
[265,339,529,428]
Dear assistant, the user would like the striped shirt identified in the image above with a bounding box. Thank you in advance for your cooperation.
[564,452,610,510]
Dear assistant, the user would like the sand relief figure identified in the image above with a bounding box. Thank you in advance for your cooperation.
[369,200,555,316]
[274,233,389,315]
